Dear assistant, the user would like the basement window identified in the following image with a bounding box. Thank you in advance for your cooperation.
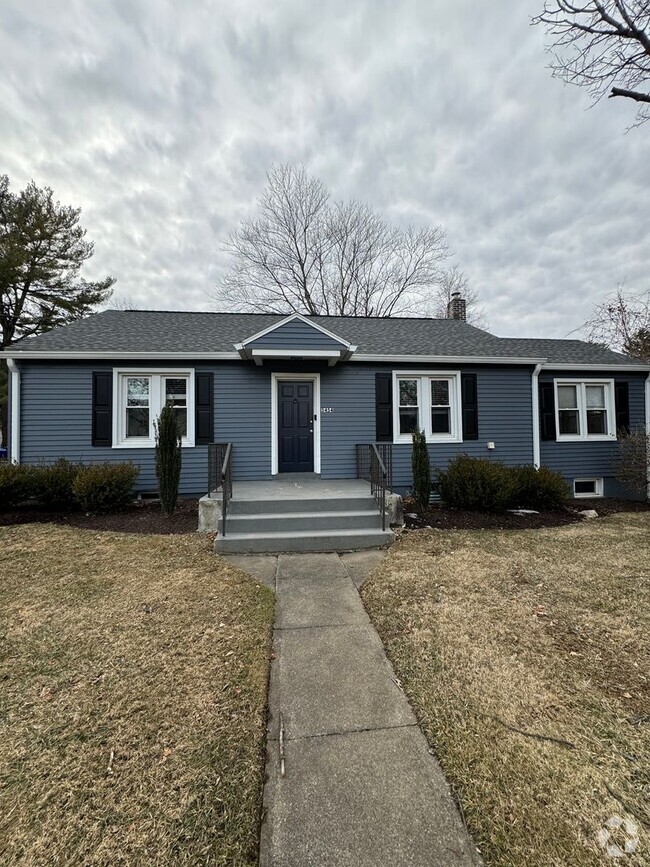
[573,478,603,498]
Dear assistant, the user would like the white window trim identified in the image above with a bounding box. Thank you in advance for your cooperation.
[573,477,604,498]
[554,379,616,442]
[392,371,463,444]
[112,368,195,448]
[270,372,321,475]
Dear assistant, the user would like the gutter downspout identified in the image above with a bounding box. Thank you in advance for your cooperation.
[7,358,20,464]
[646,372,650,501]
[531,363,542,469]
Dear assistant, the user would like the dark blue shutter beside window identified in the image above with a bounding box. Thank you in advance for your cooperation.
[614,381,630,434]
[195,372,214,445]
[539,382,556,441]
[375,372,393,442]
[92,372,113,447]
[461,373,478,440]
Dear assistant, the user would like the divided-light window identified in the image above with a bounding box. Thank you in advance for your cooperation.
[114,371,194,447]
[555,380,615,441]
[394,373,461,443]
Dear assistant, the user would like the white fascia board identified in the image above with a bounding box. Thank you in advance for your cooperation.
[250,348,342,359]
[1,350,241,360]
[540,362,650,372]
[238,312,353,350]
[351,354,547,365]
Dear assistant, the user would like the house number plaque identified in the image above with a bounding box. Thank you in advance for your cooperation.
[320,407,334,413]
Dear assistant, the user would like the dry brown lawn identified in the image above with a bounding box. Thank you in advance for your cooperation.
[0,524,274,866]
[362,513,650,867]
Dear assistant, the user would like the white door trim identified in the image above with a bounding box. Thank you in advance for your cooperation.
[271,372,321,475]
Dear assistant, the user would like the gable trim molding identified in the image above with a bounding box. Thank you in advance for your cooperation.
[236,312,355,351]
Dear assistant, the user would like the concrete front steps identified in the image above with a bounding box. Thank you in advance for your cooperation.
[213,493,393,554]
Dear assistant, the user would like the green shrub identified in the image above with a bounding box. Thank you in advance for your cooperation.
[411,428,431,509]
[155,405,182,516]
[437,454,516,512]
[511,465,570,510]
[0,462,34,510]
[72,462,139,513]
[31,459,81,509]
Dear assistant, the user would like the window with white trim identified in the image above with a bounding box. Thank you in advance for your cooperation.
[573,478,603,498]
[114,370,195,447]
[394,372,462,443]
[555,380,615,441]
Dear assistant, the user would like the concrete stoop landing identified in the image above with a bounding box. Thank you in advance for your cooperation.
[213,477,394,554]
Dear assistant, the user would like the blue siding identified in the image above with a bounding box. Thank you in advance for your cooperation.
[15,360,647,499]
[539,371,647,497]
[247,319,347,350]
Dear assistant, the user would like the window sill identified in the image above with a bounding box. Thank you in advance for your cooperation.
[394,435,463,445]
[556,435,616,443]
[112,440,196,449]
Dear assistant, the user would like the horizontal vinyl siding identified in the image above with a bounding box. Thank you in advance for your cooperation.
[539,371,647,497]
[319,363,535,492]
[19,362,211,495]
[247,319,346,350]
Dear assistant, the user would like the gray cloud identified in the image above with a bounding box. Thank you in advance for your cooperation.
[1,0,648,336]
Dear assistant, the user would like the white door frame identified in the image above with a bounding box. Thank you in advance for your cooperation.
[271,372,321,475]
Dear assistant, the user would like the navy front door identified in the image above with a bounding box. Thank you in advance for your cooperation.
[278,381,314,473]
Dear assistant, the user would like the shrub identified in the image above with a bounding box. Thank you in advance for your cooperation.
[614,428,649,499]
[0,462,34,510]
[511,465,570,510]
[437,454,516,512]
[411,428,431,509]
[155,405,182,516]
[31,459,81,509]
[72,462,139,513]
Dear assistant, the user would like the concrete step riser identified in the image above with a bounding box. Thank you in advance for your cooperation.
[229,496,376,516]
[214,531,393,554]
[220,512,383,534]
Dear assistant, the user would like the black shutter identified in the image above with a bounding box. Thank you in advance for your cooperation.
[461,373,478,440]
[614,381,630,434]
[195,372,214,445]
[92,372,113,447]
[375,372,393,441]
[539,381,556,441]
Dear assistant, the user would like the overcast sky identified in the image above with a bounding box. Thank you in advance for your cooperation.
[2,0,648,338]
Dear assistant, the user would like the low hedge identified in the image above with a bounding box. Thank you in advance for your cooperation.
[72,463,139,513]
[0,462,34,509]
[30,459,82,509]
[436,455,569,512]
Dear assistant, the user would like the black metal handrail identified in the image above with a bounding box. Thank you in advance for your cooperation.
[356,443,392,531]
[208,443,233,536]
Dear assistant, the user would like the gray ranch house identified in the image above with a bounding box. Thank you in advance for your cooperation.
[4,307,649,551]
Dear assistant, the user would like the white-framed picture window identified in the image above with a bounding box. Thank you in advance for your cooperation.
[554,380,615,442]
[113,369,195,447]
[393,371,462,443]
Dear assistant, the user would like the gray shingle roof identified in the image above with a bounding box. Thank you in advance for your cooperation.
[6,310,646,367]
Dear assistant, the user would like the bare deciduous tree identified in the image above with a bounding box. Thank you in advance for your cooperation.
[431,265,488,327]
[532,1,650,125]
[580,285,650,359]
[214,165,451,317]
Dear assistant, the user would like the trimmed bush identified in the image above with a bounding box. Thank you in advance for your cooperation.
[155,405,182,516]
[411,428,431,509]
[437,454,516,512]
[0,462,34,510]
[511,465,570,510]
[31,459,81,509]
[72,462,139,513]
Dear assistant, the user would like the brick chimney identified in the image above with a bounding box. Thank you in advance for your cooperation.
[447,290,467,321]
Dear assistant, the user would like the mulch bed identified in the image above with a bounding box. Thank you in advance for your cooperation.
[0,498,199,535]
[402,497,650,531]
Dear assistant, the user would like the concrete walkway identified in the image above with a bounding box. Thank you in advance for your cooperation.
[225,552,481,867]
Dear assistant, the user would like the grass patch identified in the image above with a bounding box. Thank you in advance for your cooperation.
[0,524,274,866]
[362,514,650,866]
